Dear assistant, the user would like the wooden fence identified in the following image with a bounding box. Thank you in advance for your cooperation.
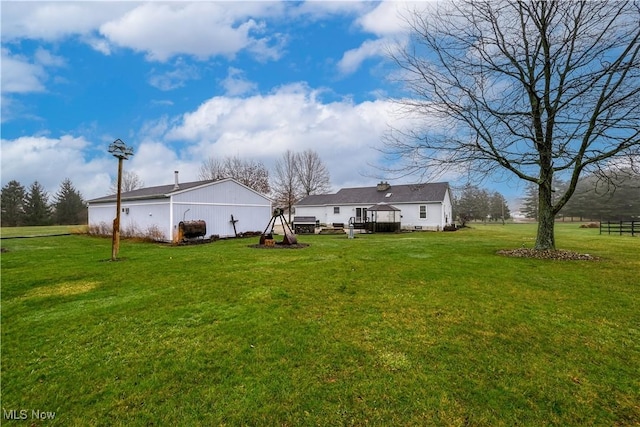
[599,221,638,237]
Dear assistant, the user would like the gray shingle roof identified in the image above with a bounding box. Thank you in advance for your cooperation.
[296,182,449,206]
[88,179,216,203]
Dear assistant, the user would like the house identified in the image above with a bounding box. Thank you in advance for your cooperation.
[87,172,271,242]
[293,181,453,231]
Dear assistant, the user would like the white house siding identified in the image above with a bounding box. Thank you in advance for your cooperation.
[294,206,329,225]
[170,180,271,240]
[442,188,453,225]
[295,204,372,226]
[397,202,443,230]
[296,201,451,231]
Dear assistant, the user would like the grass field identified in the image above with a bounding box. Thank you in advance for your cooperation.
[0,225,87,238]
[1,223,638,426]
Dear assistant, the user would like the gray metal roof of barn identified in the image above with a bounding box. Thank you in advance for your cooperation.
[296,182,450,206]
[88,179,216,203]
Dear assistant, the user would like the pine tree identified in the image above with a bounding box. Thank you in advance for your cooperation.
[521,184,539,220]
[54,178,87,225]
[1,180,26,226]
[489,192,510,223]
[24,181,53,226]
[454,185,493,226]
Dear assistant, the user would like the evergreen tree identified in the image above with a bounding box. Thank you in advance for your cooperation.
[454,185,495,226]
[520,184,539,220]
[1,180,26,226]
[54,178,87,225]
[488,192,511,223]
[24,181,53,226]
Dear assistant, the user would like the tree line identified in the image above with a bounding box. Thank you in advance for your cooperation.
[520,167,640,221]
[452,186,511,227]
[1,178,87,227]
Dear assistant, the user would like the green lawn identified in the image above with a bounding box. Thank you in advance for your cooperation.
[1,224,638,426]
[1,225,87,238]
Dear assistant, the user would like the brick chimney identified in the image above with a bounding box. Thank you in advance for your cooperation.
[376,181,391,191]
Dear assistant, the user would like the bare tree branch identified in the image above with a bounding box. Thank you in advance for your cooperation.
[384,0,640,249]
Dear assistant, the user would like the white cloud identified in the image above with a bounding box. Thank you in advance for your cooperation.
[148,59,200,91]
[290,1,373,20]
[99,2,284,62]
[1,47,66,95]
[0,48,46,94]
[337,38,389,76]
[356,1,412,36]
[2,2,286,62]
[336,1,413,76]
[85,37,113,56]
[0,135,111,200]
[0,2,136,42]
[33,47,66,68]
[164,83,396,191]
[220,67,258,96]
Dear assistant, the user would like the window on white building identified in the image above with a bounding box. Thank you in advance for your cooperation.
[419,205,427,219]
[334,207,340,214]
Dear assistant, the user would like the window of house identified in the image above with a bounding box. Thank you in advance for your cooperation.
[419,205,427,219]
[334,207,340,214]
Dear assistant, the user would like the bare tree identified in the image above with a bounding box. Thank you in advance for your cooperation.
[109,170,144,194]
[272,150,300,223]
[198,157,226,181]
[198,155,270,194]
[295,149,332,196]
[385,1,640,250]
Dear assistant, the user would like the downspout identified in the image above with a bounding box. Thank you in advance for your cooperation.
[169,194,174,242]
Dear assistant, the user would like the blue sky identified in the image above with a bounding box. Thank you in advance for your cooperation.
[1,1,525,203]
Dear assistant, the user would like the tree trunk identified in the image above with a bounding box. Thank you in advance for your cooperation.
[535,180,556,250]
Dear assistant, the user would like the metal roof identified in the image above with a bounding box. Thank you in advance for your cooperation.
[296,182,450,206]
[87,179,217,204]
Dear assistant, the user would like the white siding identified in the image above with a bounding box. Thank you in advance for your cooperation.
[88,204,115,228]
[88,179,271,242]
[88,199,172,239]
[172,180,269,206]
[442,189,453,225]
[397,202,443,230]
[297,202,447,230]
[296,204,372,226]
[294,206,328,224]
[170,180,271,239]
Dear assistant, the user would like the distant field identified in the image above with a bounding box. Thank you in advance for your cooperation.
[1,223,638,426]
[0,225,87,238]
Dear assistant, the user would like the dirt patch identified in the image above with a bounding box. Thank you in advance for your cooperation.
[249,243,310,249]
[497,248,599,261]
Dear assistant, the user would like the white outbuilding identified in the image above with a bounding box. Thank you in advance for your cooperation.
[87,173,272,242]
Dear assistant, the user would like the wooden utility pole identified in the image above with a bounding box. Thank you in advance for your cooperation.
[108,139,134,261]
